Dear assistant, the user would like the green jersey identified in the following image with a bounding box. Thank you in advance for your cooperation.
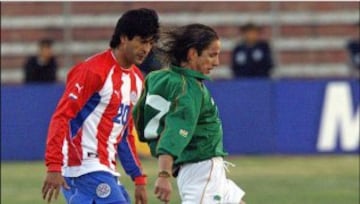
[133,65,227,165]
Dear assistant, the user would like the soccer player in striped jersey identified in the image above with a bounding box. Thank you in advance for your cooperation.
[42,8,159,204]
[133,24,246,204]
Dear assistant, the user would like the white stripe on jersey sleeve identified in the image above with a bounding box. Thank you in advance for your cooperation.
[61,137,68,175]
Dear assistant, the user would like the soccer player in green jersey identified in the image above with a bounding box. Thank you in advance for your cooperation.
[133,24,246,204]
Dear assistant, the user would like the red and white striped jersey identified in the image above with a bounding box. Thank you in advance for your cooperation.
[45,49,144,178]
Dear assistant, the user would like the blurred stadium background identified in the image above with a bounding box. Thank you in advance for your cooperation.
[1,2,360,81]
[1,2,359,204]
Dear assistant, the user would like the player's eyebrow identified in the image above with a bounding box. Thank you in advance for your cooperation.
[209,50,220,55]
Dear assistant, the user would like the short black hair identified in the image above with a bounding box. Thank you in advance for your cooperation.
[39,38,54,47]
[157,23,219,66]
[110,8,160,48]
[240,22,261,33]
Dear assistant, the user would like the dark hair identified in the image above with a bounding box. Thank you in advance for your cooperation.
[39,38,54,47]
[240,22,261,33]
[110,8,160,48]
[157,23,219,66]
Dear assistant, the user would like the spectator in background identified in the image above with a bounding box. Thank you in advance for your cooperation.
[231,23,274,78]
[23,38,58,83]
[137,48,163,75]
[346,21,360,77]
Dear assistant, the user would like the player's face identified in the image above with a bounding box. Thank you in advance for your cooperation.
[192,39,221,75]
[122,36,154,66]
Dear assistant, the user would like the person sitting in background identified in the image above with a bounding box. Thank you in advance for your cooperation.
[346,21,360,77]
[23,38,58,83]
[231,23,274,78]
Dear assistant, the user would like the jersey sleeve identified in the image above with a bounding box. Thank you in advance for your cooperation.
[132,83,146,142]
[45,63,102,172]
[155,79,202,160]
[117,116,147,185]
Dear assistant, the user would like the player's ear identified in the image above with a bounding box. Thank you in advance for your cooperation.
[119,35,128,45]
[187,48,198,62]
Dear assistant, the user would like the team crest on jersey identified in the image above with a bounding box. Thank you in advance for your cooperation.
[213,194,221,201]
[96,183,111,198]
[179,129,188,137]
[130,91,138,104]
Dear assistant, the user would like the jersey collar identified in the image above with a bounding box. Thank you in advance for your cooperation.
[170,64,211,81]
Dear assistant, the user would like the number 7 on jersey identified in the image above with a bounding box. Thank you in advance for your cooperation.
[144,94,171,139]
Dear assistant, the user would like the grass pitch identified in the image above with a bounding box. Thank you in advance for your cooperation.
[1,155,358,204]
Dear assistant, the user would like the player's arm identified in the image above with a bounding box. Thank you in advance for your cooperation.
[119,67,147,185]
[117,116,147,185]
[132,83,147,142]
[154,154,173,203]
[42,64,102,203]
[45,64,102,172]
[118,117,148,203]
[155,80,202,160]
[154,80,202,203]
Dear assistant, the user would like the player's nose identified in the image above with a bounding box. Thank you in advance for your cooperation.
[213,56,220,67]
[143,42,152,54]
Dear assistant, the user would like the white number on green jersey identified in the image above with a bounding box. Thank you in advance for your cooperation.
[144,94,171,139]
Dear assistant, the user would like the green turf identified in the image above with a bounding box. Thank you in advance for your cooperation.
[1,156,358,204]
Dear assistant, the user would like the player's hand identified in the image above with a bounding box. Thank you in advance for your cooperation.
[42,172,70,203]
[154,177,172,203]
[134,184,148,204]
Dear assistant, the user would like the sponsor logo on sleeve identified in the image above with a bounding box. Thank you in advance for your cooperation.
[75,83,84,93]
[68,83,84,100]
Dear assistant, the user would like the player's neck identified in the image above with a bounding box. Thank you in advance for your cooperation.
[112,48,132,69]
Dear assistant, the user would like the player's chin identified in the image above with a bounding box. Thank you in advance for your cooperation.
[135,57,145,65]
[206,68,214,74]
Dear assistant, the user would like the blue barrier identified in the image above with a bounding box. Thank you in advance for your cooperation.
[206,79,359,154]
[274,81,328,154]
[209,80,276,154]
[273,80,359,154]
[1,84,64,160]
[1,80,359,160]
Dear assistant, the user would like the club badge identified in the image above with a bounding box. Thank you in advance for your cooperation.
[96,183,111,198]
